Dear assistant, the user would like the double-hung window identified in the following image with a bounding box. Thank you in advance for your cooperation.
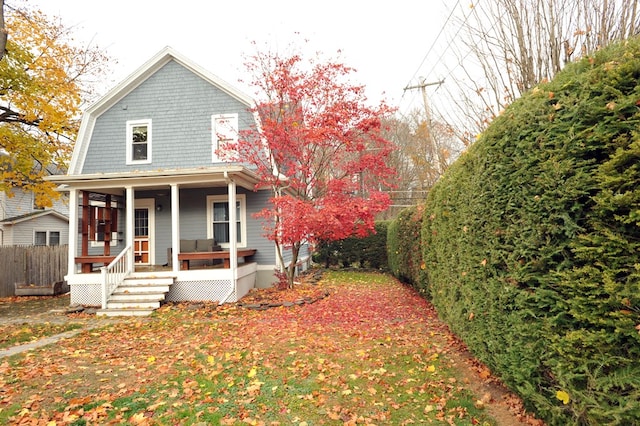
[34,230,61,246]
[212,113,238,162]
[206,194,246,247]
[126,119,152,164]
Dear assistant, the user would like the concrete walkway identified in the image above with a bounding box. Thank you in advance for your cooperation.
[0,318,130,358]
[0,328,87,358]
[0,295,130,359]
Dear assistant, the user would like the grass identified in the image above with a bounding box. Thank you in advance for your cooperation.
[0,271,502,425]
[0,322,83,350]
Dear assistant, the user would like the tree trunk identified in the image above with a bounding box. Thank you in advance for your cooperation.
[0,0,6,61]
[286,243,301,289]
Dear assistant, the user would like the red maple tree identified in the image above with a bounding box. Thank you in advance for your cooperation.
[225,47,396,287]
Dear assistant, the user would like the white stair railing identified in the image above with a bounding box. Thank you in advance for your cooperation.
[101,245,133,309]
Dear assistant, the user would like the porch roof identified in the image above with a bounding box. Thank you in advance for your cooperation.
[46,165,263,193]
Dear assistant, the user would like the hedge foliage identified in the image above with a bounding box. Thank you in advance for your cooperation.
[387,205,427,291]
[313,221,389,270]
[397,38,640,425]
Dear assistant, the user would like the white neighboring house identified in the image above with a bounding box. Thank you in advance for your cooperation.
[0,187,69,246]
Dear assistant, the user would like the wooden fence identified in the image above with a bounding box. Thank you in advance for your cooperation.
[0,245,68,297]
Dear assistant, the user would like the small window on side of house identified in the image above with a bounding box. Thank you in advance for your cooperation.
[33,230,60,246]
[49,231,60,246]
[34,231,47,246]
[126,119,152,164]
[212,113,238,162]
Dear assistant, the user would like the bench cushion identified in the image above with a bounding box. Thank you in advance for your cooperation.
[180,239,197,253]
[196,238,215,252]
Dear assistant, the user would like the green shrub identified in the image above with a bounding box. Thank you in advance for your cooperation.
[387,205,427,292]
[421,37,640,424]
[313,221,389,270]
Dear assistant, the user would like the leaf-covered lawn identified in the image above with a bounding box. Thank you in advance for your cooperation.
[0,271,502,425]
[0,323,83,350]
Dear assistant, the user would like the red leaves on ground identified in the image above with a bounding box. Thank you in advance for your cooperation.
[0,271,541,425]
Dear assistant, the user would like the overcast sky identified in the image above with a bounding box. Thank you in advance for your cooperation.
[35,0,453,115]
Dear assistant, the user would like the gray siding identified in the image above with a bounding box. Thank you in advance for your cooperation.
[82,60,256,174]
[11,215,69,246]
[2,188,69,218]
[150,188,275,266]
[244,189,275,265]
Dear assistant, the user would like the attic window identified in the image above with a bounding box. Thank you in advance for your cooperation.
[126,119,152,164]
[212,113,238,162]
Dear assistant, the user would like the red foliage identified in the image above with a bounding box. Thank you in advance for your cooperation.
[223,45,396,285]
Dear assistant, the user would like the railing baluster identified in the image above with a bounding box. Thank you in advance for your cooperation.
[101,245,133,310]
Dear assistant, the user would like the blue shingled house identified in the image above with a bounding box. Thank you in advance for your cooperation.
[48,47,310,316]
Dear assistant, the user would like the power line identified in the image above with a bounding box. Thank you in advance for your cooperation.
[403,0,461,91]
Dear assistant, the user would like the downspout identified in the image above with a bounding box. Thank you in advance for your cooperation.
[224,171,238,300]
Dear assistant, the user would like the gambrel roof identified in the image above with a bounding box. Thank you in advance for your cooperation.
[68,46,255,175]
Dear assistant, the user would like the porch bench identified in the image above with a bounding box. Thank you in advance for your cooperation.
[178,249,257,270]
[75,255,116,273]
[167,238,222,268]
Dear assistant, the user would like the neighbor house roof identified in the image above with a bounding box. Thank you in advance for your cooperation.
[0,210,69,225]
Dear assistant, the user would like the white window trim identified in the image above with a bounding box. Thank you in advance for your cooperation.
[33,229,62,246]
[206,194,246,248]
[212,113,238,162]
[126,119,152,165]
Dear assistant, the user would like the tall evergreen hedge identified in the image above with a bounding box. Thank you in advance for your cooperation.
[387,205,427,291]
[421,38,640,424]
[313,221,389,270]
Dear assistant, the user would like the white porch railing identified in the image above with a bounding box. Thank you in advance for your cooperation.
[100,245,133,309]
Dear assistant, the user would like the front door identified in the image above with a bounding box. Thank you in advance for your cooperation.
[134,199,155,265]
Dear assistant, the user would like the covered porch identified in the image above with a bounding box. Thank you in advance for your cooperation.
[48,166,266,310]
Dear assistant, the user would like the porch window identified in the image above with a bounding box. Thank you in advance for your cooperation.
[34,230,60,246]
[206,194,246,247]
[126,119,152,164]
[89,200,118,247]
[212,113,238,162]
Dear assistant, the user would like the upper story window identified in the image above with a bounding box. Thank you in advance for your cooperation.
[126,119,152,164]
[212,113,238,162]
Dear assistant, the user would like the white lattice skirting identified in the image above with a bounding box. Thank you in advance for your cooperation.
[68,263,258,306]
[167,280,235,303]
[70,283,102,307]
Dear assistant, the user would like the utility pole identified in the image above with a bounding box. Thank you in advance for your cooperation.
[403,78,444,129]
[404,78,445,187]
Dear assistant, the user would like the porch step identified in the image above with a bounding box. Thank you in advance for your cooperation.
[96,275,175,317]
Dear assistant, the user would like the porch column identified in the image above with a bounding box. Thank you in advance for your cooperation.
[171,183,180,273]
[125,186,135,271]
[228,178,238,279]
[67,188,78,276]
